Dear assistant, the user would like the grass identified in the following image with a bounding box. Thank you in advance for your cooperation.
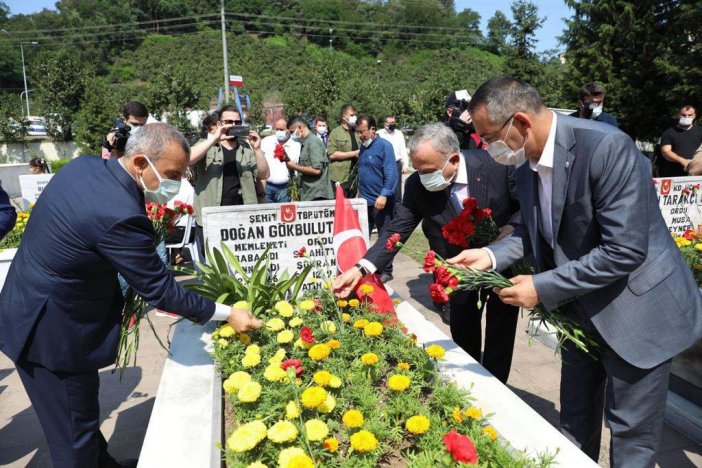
[401,229,430,265]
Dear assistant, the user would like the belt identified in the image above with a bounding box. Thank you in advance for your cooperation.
[267,181,289,188]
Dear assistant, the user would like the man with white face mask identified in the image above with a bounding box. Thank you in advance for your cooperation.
[331,122,521,382]
[328,103,360,197]
[313,116,329,147]
[660,104,702,177]
[568,82,618,128]
[260,118,301,203]
[0,123,262,468]
[450,76,702,468]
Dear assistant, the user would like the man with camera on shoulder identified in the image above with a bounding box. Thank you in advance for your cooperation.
[445,90,484,150]
[189,105,269,257]
[102,101,150,159]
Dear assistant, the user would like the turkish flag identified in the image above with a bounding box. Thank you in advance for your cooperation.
[332,184,395,315]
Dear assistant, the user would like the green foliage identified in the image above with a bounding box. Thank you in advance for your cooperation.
[49,158,74,173]
[0,92,27,144]
[485,11,511,55]
[74,78,123,154]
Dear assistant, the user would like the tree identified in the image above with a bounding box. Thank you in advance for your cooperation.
[30,49,88,141]
[485,11,511,55]
[504,1,545,82]
[0,92,27,145]
[73,79,123,154]
[455,8,482,42]
[146,64,201,133]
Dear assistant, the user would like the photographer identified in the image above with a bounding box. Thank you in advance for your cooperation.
[189,105,269,257]
[102,101,150,159]
[569,82,619,127]
[445,90,484,150]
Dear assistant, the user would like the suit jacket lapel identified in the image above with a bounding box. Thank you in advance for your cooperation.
[551,119,577,244]
[464,150,488,208]
[517,165,541,265]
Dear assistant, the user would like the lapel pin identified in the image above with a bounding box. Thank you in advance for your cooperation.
[565,161,570,168]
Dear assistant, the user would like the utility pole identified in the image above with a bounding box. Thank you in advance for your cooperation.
[20,42,38,117]
[220,0,230,104]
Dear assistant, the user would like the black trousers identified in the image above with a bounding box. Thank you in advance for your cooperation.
[449,289,519,383]
[15,359,115,468]
[393,160,403,216]
[560,337,671,467]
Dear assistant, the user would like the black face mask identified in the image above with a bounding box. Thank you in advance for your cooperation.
[387,124,397,132]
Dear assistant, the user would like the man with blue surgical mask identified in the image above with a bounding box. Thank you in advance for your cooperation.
[332,122,521,384]
[260,118,301,203]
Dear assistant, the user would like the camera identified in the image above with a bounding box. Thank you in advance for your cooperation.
[110,120,132,153]
[581,100,597,119]
[227,125,251,138]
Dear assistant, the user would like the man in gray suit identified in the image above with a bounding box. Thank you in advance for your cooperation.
[449,76,702,467]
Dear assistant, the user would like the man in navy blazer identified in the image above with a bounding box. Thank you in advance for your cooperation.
[0,180,16,240]
[0,123,261,467]
[450,77,702,467]
[332,123,521,383]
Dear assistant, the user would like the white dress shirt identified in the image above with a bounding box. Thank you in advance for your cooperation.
[377,128,409,170]
[260,135,301,185]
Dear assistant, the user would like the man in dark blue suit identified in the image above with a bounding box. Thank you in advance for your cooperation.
[0,123,261,467]
[0,180,17,240]
[332,123,521,383]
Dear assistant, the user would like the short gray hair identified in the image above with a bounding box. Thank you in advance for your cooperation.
[124,122,190,161]
[468,76,544,124]
[408,122,460,158]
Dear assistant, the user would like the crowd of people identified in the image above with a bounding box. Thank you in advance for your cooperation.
[0,75,700,468]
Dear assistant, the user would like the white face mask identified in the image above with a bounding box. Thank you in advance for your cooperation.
[346,115,357,127]
[680,117,694,127]
[485,118,528,166]
[316,125,327,136]
[290,129,303,143]
[276,130,289,142]
[590,105,603,119]
[419,157,453,192]
[362,138,372,148]
[140,157,181,204]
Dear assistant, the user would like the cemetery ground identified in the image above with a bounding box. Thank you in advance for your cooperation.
[0,232,700,467]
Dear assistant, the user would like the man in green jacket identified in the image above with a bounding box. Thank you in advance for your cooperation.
[189,106,270,256]
[286,116,334,201]
[327,103,360,197]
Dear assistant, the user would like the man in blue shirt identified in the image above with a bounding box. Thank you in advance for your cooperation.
[356,114,398,282]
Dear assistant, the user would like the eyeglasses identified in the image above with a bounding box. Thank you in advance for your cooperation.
[221,119,242,125]
[480,114,514,146]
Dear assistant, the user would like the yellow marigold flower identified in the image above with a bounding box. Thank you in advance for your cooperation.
[275,300,294,317]
[363,321,383,337]
[464,407,482,420]
[287,454,314,468]
[217,338,229,348]
[696,243,702,251]
[309,277,318,284]
[425,344,446,359]
[358,284,374,295]
[226,420,267,452]
[285,400,301,419]
[239,333,251,344]
[397,362,410,371]
[483,425,498,441]
[238,381,262,403]
[218,324,236,338]
[676,237,692,247]
[317,393,336,413]
[288,317,303,327]
[308,344,332,361]
[267,420,299,443]
[321,320,337,334]
[266,318,286,332]
[342,409,364,428]
[313,370,333,386]
[452,407,464,422]
[294,338,313,349]
[299,299,316,311]
[349,429,378,452]
[405,415,430,435]
[323,437,339,453]
[242,353,261,368]
[304,419,329,441]
[277,329,294,344]
[233,300,250,310]
[387,374,411,392]
[273,348,286,361]
[342,313,351,323]
[278,448,306,468]
[211,331,220,340]
[353,319,369,329]
[300,386,327,409]
[223,371,251,394]
[407,333,417,345]
[337,299,348,308]
[328,376,342,388]
[245,344,261,355]
[246,462,267,468]
[349,299,360,308]
[327,339,341,350]
[264,364,287,382]
[361,352,379,366]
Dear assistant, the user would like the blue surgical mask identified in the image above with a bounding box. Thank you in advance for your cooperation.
[419,157,452,192]
[140,157,181,204]
[276,130,288,142]
[290,129,303,143]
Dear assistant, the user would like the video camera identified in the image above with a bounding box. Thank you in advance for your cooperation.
[446,89,473,134]
[581,100,598,119]
[109,119,132,153]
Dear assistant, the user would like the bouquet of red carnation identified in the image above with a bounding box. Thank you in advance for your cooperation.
[442,197,499,248]
[145,201,194,241]
[274,143,287,163]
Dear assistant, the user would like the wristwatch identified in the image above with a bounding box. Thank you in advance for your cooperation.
[354,263,368,276]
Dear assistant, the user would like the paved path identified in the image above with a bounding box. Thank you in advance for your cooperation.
[1,254,700,467]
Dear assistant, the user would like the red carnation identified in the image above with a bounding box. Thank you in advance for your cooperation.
[474,208,493,221]
[280,359,304,377]
[443,430,479,464]
[300,326,315,344]
[429,283,449,304]
[462,197,478,213]
[682,188,692,196]
[297,247,307,257]
[447,275,459,289]
[423,251,437,273]
[386,233,401,250]
[274,143,287,162]
[435,266,452,287]
[683,229,697,240]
